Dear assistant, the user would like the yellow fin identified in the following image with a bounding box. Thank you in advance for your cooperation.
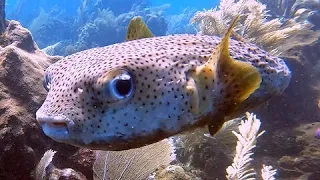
[231,30,246,43]
[193,15,262,135]
[126,16,154,41]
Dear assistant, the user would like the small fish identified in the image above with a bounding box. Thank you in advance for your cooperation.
[36,16,291,150]
[315,128,320,139]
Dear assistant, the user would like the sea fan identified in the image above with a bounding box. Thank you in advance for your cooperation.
[190,0,310,55]
[93,138,176,180]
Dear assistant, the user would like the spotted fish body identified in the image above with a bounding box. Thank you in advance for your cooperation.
[36,18,291,150]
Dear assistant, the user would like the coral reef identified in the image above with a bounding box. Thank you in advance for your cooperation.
[28,8,74,49]
[22,0,168,56]
[173,118,242,179]
[69,4,168,54]
[189,3,320,179]
[191,0,312,55]
[166,8,197,35]
[254,30,320,128]
[260,0,320,19]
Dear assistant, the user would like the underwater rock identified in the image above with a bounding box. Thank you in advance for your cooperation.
[251,32,320,179]
[278,122,320,179]
[176,134,232,180]
[153,165,191,180]
[254,31,320,127]
[0,18,94,179]
[151,164,204,180]
[290,0,320,17]
[69,149,96,178]
[262,0,320,30]
[0,19,57,179]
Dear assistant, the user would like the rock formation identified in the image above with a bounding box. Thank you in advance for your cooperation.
[0,5,94,180]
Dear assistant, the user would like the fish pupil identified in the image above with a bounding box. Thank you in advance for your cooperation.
[115,79,132,96]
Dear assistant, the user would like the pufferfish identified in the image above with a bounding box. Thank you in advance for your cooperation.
[36,16,291,151]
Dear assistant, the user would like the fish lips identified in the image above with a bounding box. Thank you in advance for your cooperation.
[36,113,75,142]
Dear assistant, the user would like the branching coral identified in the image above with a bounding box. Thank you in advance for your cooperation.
[226,112,276,180]
[166,7,197,35]
[190,0,311,55]
[261,165,277,180]
[35,149,56,180]
[28,9,49,35]
[41,42,61,55]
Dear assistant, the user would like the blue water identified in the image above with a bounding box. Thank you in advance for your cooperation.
[3,0,219,55]
[5,0,219,23]
[152,0,219,15]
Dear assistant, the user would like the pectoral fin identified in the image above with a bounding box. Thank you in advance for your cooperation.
[192,15,262,135]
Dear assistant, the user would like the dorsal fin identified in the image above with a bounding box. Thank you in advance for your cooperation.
[126,16,154,41]
[189,15,262,135]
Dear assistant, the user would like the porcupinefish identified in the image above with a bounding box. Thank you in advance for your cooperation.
[36,16,291,150]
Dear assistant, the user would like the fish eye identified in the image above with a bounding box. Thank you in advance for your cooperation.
[109,73,134,100]
[43,73,51,91]
[97,69,135,102]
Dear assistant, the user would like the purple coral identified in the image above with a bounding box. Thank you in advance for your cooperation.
[315,128,320,139]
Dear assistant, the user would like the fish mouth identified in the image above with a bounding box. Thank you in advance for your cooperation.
[36,114,74,142]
